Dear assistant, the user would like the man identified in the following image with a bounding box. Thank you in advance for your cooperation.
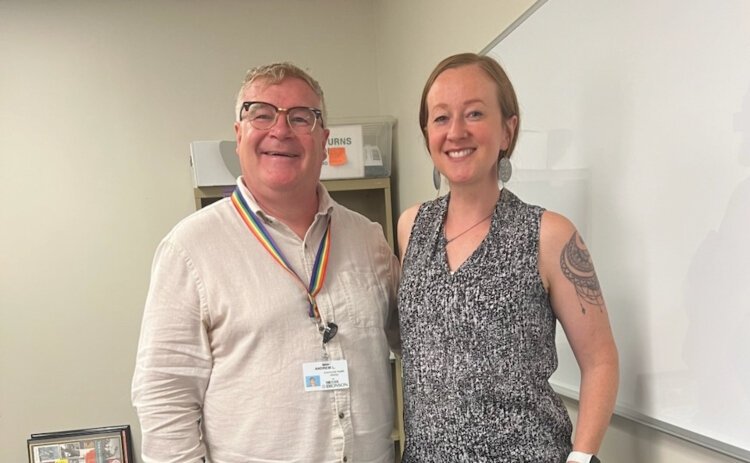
[132,62,400,463]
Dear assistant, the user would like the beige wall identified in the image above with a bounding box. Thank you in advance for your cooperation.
[0,1,744,462]
[0,1,379,461]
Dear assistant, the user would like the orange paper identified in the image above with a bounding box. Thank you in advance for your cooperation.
[327,147,348,166]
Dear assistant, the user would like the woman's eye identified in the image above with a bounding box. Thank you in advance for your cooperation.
[432,115,448,124]
[467,110,484,120]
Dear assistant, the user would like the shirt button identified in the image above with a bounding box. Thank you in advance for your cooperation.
[338,412,345,419]
[318,326,324,332]
[343,457,347,462]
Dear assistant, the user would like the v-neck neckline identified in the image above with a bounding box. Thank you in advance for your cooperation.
[440,190,504,276]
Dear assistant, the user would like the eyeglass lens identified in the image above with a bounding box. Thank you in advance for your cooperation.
[243,102,318,132]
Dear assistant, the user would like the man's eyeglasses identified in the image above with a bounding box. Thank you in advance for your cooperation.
[239,101,323,133]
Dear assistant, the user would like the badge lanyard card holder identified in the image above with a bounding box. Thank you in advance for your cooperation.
[231,188,349,392]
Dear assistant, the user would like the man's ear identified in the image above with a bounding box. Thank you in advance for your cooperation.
[234,121,243,152]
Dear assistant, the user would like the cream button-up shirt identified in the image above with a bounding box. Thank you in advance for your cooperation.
[132,180,400,463]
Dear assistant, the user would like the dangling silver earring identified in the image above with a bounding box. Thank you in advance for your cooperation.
[432,166,441,190]
[498,156,512,183]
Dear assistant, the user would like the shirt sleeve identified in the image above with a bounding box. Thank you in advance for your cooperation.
[384,246,402,356]
[131,238,212,463]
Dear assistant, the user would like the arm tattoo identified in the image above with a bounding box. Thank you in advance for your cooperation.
[560,232,604,314]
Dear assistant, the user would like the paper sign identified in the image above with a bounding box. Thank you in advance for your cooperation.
[321,124,364,179]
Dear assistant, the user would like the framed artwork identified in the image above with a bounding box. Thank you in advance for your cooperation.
[27,425,133,463]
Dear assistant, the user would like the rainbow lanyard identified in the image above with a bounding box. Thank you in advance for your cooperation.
[231,187,331,321]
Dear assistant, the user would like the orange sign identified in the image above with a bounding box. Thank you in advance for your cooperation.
[327,147,348,166]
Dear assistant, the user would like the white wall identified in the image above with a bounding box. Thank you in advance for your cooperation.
[0,1,379,461]
[489,0,750,459]
[1,1,743,462]
[373,0,535,214]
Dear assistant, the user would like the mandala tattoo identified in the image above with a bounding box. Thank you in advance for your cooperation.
[560,232,604,314]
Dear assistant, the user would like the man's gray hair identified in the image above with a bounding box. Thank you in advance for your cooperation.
[235,62,327,126]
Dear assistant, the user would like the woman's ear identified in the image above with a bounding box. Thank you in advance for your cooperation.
[502,115,519,149]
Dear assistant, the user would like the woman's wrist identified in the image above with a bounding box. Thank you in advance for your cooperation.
[567,451,600,463]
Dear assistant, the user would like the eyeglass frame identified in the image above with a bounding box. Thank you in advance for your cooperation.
[238,101,325,133]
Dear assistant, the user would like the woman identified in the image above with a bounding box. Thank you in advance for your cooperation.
[397,53,619,463]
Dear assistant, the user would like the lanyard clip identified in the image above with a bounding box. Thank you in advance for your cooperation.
[322,322,338,344]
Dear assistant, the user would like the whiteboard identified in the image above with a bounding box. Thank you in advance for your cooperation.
[485,0,750,459]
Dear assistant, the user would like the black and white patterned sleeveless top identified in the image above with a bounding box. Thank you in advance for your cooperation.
[398,189,572,462]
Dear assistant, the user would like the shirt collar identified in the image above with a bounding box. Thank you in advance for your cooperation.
[236,177,334,224]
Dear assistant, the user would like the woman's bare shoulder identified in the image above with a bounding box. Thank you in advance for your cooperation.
[397,204,423,261]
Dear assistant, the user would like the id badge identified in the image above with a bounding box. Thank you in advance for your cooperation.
[302,360,350,392]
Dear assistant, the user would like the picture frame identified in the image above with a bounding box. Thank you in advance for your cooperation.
[27,424,133,463]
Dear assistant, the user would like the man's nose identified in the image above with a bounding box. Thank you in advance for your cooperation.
[269,110,294,137]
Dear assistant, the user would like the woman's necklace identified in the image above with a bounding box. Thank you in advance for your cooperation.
[444,211,494,245]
